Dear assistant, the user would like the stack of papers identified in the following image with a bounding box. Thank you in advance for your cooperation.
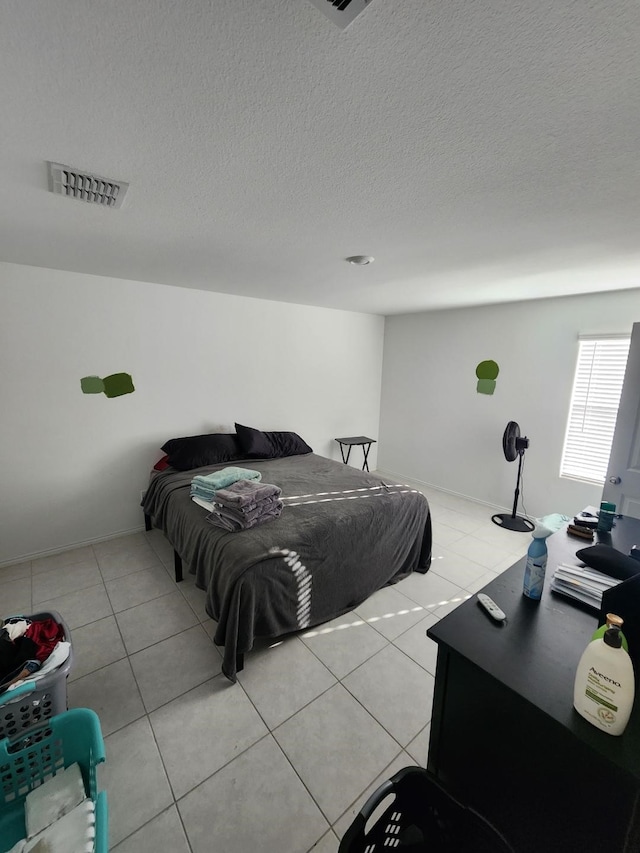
[550,562,622,611]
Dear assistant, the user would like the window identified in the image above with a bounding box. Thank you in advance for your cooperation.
[560,336,631,484]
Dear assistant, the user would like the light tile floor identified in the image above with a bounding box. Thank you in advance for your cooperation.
[1,482,530,852]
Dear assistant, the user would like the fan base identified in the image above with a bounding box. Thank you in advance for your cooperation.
[491,513,535,532]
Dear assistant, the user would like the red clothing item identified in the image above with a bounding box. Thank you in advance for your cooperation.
[24,619,65,662]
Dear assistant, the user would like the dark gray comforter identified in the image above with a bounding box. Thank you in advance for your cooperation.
[142,453,431,681]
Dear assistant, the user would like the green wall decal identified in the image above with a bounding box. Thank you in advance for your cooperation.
[475,360,499,395]
[81,373,135,398]
[476,378,496,395]
[80,376,105,394]
[103,373,135,398]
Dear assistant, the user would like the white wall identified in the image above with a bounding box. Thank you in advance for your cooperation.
[379,290,640,518]
[0,262,384,564]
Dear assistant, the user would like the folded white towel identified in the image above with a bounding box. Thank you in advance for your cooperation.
[192,495,215,512]
[25,762,86,838]
[24,799,95,853]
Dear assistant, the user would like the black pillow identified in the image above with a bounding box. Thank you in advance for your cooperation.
[235,423,312,459]
[576,544,640,581]
[161,433,243,471]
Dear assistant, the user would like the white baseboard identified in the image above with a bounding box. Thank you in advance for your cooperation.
[375,468,511,514]
[0,524,147,568]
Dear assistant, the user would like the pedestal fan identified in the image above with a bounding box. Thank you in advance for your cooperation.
[491,421,535,532]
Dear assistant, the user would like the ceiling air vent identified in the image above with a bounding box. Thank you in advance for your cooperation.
[47,162,129,209]
[306,0,375,29]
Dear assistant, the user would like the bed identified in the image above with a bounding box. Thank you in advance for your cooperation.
[142,451,431,681]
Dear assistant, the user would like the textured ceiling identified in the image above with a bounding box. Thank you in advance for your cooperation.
[1,0,639,314]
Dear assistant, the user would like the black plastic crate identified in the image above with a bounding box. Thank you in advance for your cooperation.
[339,766,514,853]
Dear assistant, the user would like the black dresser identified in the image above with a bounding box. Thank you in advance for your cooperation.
[427,516,640,852]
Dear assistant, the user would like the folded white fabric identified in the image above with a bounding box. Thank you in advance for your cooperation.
[192,495,215,512]
[25,762,86,838]
[6,840,26,853]
[24,799,95,853]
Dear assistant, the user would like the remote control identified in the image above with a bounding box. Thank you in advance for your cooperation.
[477,593,506,622]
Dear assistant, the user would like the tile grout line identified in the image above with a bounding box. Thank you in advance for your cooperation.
[31,581,111,616]
[144,706,195,853]
[337,649,433,750]
[247,670,337,737]
[328,745,411,839]
[118,612,202,657]
[67,651,128,686]
[170,729,273,838]
[385,578,468,614]
[389,635,439,679]
[92,539,195,853]
[109,804,188,853]
[69,629,220,713]
[268,733,334,842]
[31,555,98,578]
[225,653,366,842]
[100,561,166,585]
[228,647,403,843]
[106,676,280,847]
[101,569,174,608]
[299,627,393,683]
[378,608,441,646]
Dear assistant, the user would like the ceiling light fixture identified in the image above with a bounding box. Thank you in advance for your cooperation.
[346,255,374,265]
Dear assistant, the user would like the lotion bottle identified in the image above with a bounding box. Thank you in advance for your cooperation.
[591,613,629,652]
[573,625,635,736]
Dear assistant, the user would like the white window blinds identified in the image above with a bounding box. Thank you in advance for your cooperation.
[560,336,631,484]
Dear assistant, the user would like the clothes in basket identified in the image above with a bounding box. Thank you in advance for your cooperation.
[0,616,66,692]
[0,612,74,741]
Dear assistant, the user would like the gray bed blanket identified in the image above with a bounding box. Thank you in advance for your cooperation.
[142,453,431,681]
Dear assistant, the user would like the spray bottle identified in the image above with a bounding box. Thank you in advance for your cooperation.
[522,524,552,601]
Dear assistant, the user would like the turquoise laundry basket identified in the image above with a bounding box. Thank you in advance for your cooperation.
[0,708,108,853]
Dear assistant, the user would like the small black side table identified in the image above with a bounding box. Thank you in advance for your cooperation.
[335,436,376,472]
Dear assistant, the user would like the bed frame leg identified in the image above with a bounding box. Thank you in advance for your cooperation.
[236,653,244,674]
[174,551,183,583]
[144,513,152,532]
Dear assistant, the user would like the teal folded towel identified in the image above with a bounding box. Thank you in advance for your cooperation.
[190,466,262,499]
